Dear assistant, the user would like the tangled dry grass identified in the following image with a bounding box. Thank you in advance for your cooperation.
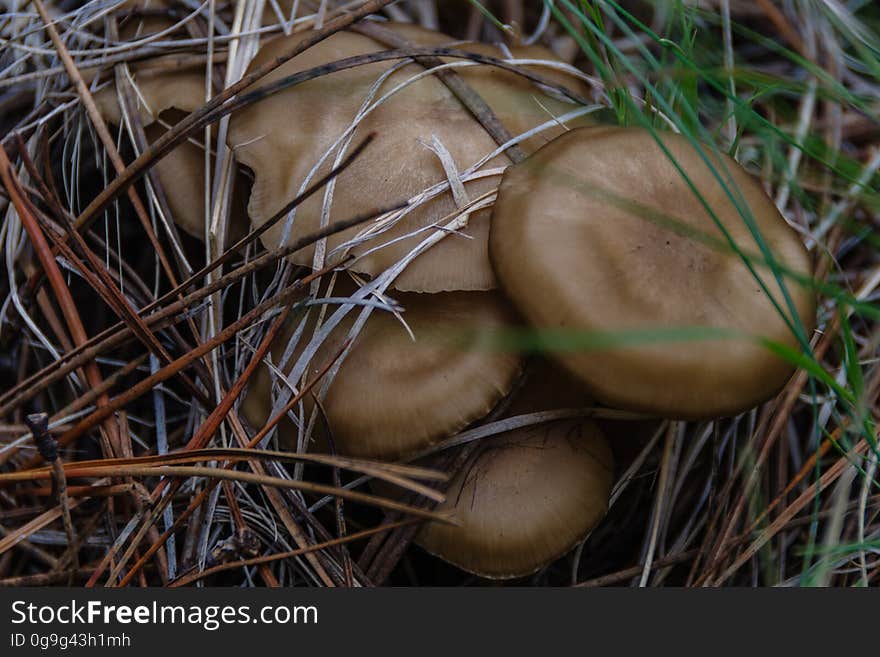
[0,0,878,587]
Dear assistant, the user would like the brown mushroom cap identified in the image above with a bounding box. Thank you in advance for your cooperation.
[93,9,246,241]
[227,23,594,292]
[245,287,522,460]
[489,126,816,419]
[93,69,205,129]
[416,419,613,579]
[94,3,206,127]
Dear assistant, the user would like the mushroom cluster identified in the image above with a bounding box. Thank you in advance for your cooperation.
[231,20,596,460]
[227,26,814,579]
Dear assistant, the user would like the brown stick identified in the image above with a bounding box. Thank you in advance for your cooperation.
[112,342,374,588]
[24,412,79,573]
[91,266,332,587]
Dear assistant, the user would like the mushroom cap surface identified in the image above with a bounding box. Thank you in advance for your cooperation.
[245,288,522,460]
[416,419,613,579]
[489,127,816,419]
[226,23,593,292]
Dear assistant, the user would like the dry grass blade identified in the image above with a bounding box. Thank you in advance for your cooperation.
[28,0,183,295]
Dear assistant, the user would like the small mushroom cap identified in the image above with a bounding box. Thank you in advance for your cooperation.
[245,288,522,460]
[93,10,247,241]
[94,3,206,126]
[416,419,613,579]
[227,24,593,292]
[93,68,205,128]
[489,127,816,419]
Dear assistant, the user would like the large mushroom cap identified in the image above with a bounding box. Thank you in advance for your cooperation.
[246,287,522,460]
[416,419,613,579]
[227,23,593,292]
[489,126,816,419]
